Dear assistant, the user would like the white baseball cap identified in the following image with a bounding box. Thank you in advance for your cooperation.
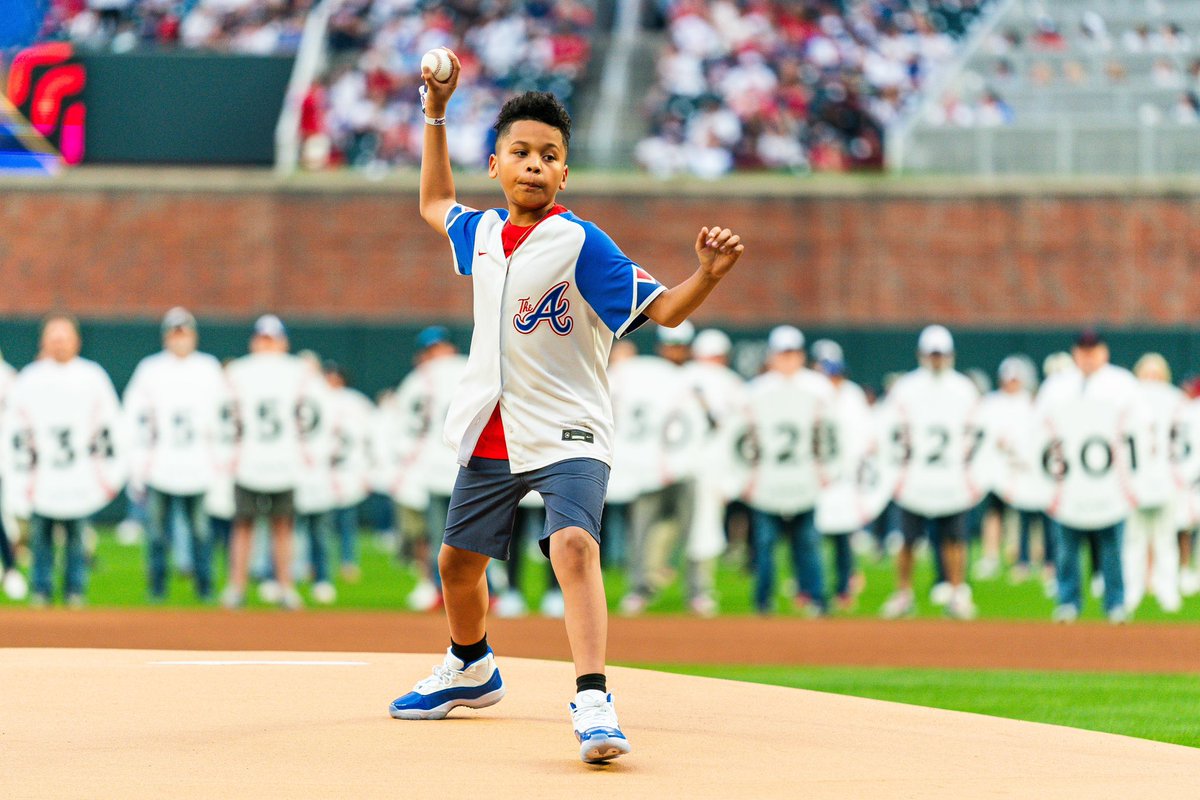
[810,338,843,365]
[253,314,288,340]
[918,324,954,356]
[998,355,1030,385]
[657,320,696,346]
[767,325,804,354]
[692,329,731,359]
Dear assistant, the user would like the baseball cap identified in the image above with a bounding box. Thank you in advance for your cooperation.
[998,355,1027,384]
[657,320,696,346]
[1074,327,1105,348]
[253,314,287,340]
[810,338,844,373]
[767,325,805,354]
[917,324,954,356]
[161,306,196,333]
[692,329,731,359]
[416,325,451,350]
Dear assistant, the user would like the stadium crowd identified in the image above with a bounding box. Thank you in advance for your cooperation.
[635,0,995,177]
[304,0,595,170]
[1,308,1198,625]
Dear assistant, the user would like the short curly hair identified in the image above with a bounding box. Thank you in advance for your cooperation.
[493,92,571,153]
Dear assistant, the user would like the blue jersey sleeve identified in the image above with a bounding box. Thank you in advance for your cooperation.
[444,204,484,276]
[575,222,667,338]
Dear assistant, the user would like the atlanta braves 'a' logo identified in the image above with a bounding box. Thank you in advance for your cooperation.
[514,281,574,335]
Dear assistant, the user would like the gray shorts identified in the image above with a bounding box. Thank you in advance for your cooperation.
[234,485,295,521]
[442,457,610,561]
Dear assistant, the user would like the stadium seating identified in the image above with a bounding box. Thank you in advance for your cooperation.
[634,0,996,177]
[306,0,596,171]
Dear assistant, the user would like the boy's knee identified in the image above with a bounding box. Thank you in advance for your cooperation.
[438,544,485,583]
[551,527,597,566]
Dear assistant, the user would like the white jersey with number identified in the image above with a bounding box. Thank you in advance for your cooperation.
[977,389,1048,512]
[681,360,750,498]
[415,354,470,498]
[1135,380,1186,511]
[1172,398,1200,528]
[329,387,373,509]
[1035,365,1148,530]
[737,368,835,516]
[608,356,705,503]
[2,357,126,519]
[377,379,428,509]
[225,352,321,494]
[816,379,893,534]
[123,351,228,497]
[294,375,337,515]
[884,367,984,518]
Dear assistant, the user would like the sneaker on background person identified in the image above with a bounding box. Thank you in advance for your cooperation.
[880,588,915,619]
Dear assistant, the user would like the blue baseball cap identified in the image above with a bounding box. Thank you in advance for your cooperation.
[416,325,451,350]
[253,314,287,339]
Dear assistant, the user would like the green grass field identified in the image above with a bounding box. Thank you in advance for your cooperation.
[5,528,1199,749]
[634,664,1200,748]
[4,527,1200,624]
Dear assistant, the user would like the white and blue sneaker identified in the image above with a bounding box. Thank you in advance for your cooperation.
[389,648,505,720]
[570,690,631,763]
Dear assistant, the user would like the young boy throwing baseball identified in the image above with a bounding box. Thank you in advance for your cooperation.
[388,48,745,764]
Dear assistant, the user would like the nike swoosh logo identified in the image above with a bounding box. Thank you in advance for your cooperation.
[477,251,487,256]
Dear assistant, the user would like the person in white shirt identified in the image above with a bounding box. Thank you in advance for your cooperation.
[810,338,873,612]
[1036,329,1146,623]
[615,323,706,616]
[741,325,835,616]
[679,328,748,616]
[3,314,126,607]
[123,307,228,602]
[0,350,26,601]
[222,314,321,610]
[879,325,983,621]
[293,350,339,605]
[1124,353,1184,613]
[324,361,374,583]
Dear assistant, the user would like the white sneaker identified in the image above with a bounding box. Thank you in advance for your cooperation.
[570,690,631,764]
[407,580,440,612]
[1090,575,1105,599]
[1107,606,1129,624]
[3,569,28,601]
[618,592,648,617]
[946,585,977,620]
[540,590,566,618]
[496,589,528,618]
[689,594,719,618]
[972,557,1000,581]
[1180,569,1200,598]
[220,585,245,609]
[389,648,505,720]
[312,581,337,605]
[257,580,282,605]
[1052,604,1079,623]
[280,585,304,610]
[929,581,953,607]
[880,589,915,620]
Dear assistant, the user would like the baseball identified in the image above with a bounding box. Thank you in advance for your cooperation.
[421,48,452,83]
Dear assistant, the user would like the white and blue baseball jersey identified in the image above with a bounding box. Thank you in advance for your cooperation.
[441,204,666,473]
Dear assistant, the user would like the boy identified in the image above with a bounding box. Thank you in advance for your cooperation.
[388,50,744,764]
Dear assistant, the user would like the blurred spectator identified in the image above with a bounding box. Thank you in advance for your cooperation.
[313,0,596,171]
[1170,90,1200,125]
[637,0,994,176]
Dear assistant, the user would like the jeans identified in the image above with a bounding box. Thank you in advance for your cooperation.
[146,489,212,600]
[751,509,826,613]
[30,515,86,600]
[828,533,854,597]
[297,511,335,584]
[1056,522,1124,613]
[333,505,359,567]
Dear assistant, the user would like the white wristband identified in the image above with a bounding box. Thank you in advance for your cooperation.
[425,115,446,126]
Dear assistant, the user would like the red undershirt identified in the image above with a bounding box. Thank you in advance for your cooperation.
[471,204,568,459]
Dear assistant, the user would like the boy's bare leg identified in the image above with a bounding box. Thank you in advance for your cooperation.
[438,544,491,645]
[549,527,606,675]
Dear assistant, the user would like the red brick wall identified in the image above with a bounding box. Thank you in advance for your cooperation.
[4,187,1198,325]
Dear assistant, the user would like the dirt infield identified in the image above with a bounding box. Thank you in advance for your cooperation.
[4,609,1200,672]
[2,648,1197,800]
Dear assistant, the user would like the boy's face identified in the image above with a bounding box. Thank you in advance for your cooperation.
[488,119,568,215]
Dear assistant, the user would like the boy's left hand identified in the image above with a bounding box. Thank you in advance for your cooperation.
[695,225,745,279]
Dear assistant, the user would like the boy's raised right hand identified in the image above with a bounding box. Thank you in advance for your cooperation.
[421,48,462,117]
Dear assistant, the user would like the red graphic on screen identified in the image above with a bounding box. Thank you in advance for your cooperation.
[6,43,87,165]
